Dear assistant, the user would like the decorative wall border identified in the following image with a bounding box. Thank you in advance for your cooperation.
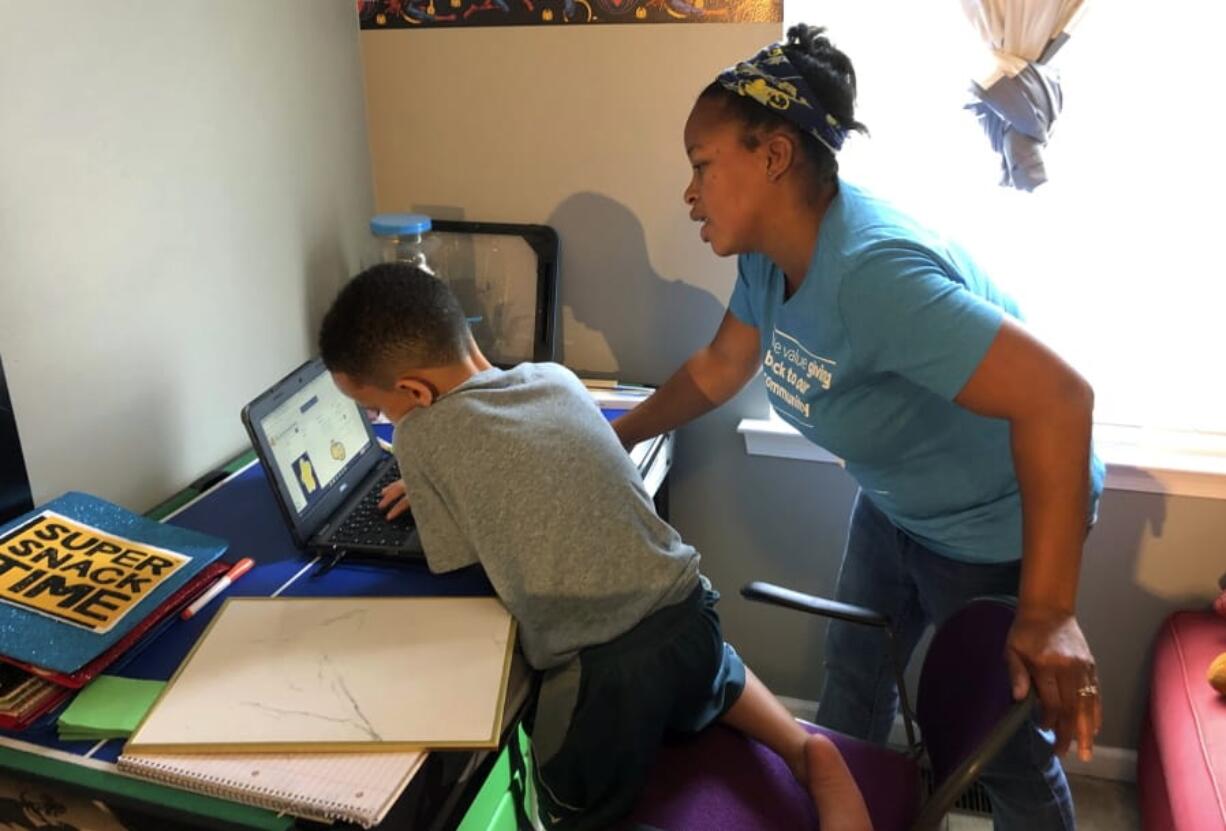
[357,0,780,28]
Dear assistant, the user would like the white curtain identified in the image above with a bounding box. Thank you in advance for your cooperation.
[960,0,1086,191]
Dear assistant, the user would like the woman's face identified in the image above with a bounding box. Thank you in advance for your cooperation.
[683,98,769,257]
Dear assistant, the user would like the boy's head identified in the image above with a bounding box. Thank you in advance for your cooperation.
[319,263,473,421]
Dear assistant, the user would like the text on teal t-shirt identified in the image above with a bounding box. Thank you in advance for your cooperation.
[729,181,1104,562]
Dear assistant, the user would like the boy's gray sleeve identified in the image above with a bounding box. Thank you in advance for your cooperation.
[399,463,479,574]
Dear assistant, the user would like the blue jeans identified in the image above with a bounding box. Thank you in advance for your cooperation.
[815,492,1075,831]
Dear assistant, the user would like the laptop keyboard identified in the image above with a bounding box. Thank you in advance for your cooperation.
[330,465,417,548]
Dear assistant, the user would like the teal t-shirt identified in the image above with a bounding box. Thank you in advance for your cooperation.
[729,181,1104,563]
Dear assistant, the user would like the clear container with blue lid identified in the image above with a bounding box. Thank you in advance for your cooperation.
[370,213,439,274]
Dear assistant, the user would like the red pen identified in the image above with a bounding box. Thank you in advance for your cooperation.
[181,557,256,620]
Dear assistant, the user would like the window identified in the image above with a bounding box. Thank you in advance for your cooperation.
[737,2,1226,494]
[778,1,1225,437]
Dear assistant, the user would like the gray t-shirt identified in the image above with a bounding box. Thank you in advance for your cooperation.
[391,362,700,670]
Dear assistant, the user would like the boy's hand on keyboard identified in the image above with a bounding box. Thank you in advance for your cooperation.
[378,480,412,521]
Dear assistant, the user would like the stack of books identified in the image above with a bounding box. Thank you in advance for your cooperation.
[0,492,228,732]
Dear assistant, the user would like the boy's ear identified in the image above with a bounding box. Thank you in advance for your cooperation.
[394,376,437,407]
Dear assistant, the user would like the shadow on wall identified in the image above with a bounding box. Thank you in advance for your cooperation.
[549,192,724,385]
[1077,469,1199,748]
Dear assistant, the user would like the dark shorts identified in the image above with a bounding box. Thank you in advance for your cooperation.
[525,584,746,831]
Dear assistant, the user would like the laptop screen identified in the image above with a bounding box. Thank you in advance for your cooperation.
[258,372,373,516]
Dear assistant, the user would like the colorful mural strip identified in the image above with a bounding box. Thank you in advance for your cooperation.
[357,0,781,28]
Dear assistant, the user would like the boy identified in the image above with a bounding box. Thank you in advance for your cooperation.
[318,263,870,831]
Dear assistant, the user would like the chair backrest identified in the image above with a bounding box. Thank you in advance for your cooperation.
[913,597,1032,828]
[0,355,33,526]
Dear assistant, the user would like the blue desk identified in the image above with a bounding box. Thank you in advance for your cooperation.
[0,420,673,830]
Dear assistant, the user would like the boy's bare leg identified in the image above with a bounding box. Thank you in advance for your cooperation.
[805,730,874,831]
[719,667,873,831]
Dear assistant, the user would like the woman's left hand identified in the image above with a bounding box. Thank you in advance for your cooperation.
[1004,608,1102,762]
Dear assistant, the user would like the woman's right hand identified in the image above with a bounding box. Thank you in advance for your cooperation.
[611,311,761,450]
[379,480,411,521]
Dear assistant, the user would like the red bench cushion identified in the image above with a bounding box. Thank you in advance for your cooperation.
[1141,611,1226,830]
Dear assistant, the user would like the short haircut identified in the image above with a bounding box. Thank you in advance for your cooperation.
[318,263,470,386]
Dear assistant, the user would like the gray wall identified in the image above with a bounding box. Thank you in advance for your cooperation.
[359,22,1226,757]
[0,2,376,511]
[359,23,778,378]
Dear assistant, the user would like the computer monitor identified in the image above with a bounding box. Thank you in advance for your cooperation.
[0,355,34,526]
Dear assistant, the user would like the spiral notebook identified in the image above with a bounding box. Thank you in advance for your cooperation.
[117,749,427,827]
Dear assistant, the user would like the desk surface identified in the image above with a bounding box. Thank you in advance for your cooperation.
[0,418,671,830]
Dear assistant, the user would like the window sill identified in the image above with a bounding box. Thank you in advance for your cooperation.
[736,418,1226,501]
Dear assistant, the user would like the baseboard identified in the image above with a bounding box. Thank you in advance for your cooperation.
[775,696,1137,783]
[1059,746,1138,783]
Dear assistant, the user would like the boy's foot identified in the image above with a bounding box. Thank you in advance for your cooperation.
[803,732,874,831]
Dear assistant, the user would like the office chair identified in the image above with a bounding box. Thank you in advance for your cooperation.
[625,586,1033,831]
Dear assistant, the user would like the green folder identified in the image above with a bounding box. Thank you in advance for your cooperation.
[57,676,165,741]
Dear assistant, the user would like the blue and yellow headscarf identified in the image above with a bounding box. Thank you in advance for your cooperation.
[717,43,848,155]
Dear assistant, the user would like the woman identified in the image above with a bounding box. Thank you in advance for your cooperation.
[612,24,1104,830]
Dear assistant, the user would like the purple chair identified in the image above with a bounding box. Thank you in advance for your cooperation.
[623,585,1033,831]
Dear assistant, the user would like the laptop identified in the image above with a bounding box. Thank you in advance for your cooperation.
[241,358,423,561]
[242,221,559,563]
